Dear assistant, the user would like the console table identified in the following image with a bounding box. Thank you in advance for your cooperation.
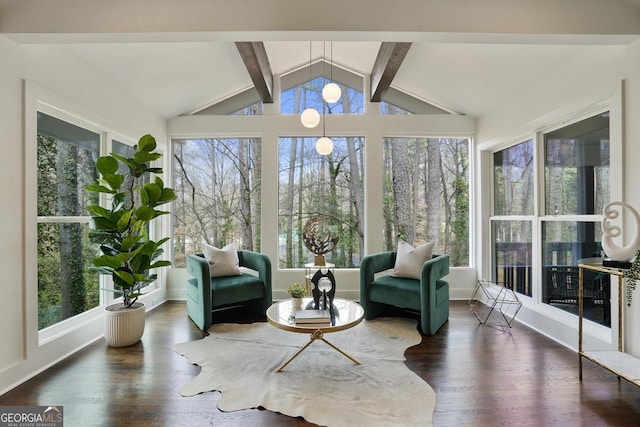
[578,263,640,387]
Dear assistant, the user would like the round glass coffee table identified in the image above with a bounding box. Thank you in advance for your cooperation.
[266,297,364,372]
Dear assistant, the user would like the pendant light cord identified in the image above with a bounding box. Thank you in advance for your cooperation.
[323,42,326,137]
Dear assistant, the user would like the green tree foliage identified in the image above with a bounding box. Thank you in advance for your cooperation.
[172,138,261,267]
[37,134,100,329]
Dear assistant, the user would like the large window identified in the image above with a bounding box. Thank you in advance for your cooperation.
[492,139,534,295]
[541,112,610,325]
[542,221,609,326]
[278,136,364,268]
[490,111,610,326]
[172,138,262,267]
[382,137,470,266]
[493,220,533,297]
[37,113,101,330]
[544,113,610,216]
[173,65,472,276]
[281,75,364,115]
[494,140,534,217]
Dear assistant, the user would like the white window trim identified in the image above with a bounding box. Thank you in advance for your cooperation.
[483,95,621,351]
[25,81,168,349]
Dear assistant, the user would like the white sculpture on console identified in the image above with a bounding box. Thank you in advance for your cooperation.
[601,201,640,262]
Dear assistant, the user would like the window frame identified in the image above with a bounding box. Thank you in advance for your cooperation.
[488,105,617,334]
[276,135,365,269]
[26,89,167,347]
[381,136,471,267]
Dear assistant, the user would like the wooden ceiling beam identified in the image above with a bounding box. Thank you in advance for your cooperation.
[235,41,274,103]
[370,42,412,102]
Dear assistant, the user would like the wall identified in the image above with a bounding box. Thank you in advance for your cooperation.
[0,35,166,393]
[621,39,640,357]
[476,43,639,353]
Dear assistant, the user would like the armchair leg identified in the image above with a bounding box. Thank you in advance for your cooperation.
[362,300,388,321]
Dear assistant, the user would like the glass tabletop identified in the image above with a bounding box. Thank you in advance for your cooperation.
[266,297,364,333]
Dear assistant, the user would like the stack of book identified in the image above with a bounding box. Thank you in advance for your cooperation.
[294,309,331,328]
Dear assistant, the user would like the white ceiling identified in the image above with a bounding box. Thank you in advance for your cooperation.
[3,1,640,120]
[29,39,629,120]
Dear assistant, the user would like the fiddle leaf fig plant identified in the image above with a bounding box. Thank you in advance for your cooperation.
[86,134,176,308]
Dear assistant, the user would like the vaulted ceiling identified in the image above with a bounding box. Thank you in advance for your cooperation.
[2,0,640,120]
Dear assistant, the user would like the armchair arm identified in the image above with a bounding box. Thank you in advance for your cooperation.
[360,251,396,293]
[186,253,212,321]
[186,253,210,287]
[238,250,273,299]
[419,254,450,311]
[420,253,450,285]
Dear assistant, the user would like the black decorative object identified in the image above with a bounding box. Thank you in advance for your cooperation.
[311,268,336,311]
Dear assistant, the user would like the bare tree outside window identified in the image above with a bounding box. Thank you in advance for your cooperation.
[383,137,470,267]
[172,138,262,267]
[278,136,364,268]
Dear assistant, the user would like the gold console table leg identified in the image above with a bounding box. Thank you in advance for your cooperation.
[276,329,361,372]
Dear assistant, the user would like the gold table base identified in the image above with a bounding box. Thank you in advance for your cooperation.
[276,329,361,372]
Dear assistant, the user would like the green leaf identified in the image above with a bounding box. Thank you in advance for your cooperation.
[93,255,122,269]
[134,151,161,164]
[138,134,157,152]
[96,156,119,174]
[99,244,120,257]
[88,229,119,244]
[130,253,151,274]
[116,210,133,232]
[86,184,115,194]
[121,235,142,252]
[113,271,134,288]
[150,260,172,269]
[144,183,162,204]
[140,187,149,205]
[159,188,177,203]
[136,205,156,221]
[87,205,110,218]
[112,193,126,211]
[110,152,135,169]
[90,217,118,231]
[100,173,125,191]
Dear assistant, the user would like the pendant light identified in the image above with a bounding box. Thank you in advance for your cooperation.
[301,108,320,128]
[300,41,320,128]
[316,90,333,155]
[322,41,341,104]
[316,136,333,155]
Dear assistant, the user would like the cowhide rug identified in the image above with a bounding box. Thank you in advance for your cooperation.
[172,317,435,426]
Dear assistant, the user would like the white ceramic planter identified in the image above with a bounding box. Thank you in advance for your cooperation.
[104,302,146,347]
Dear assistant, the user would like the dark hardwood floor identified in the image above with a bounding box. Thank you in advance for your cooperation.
[1,300,639,426]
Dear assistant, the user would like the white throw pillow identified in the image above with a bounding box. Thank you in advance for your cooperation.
[393,240,435,280]
[203,242,241,278]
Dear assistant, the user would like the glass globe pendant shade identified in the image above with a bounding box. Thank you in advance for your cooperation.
[322,82,342,104]
[316,136,334,155]
[300,108,320,128]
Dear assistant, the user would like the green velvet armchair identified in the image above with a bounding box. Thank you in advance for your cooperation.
[186,251,272,330]
[360,252,450,335]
